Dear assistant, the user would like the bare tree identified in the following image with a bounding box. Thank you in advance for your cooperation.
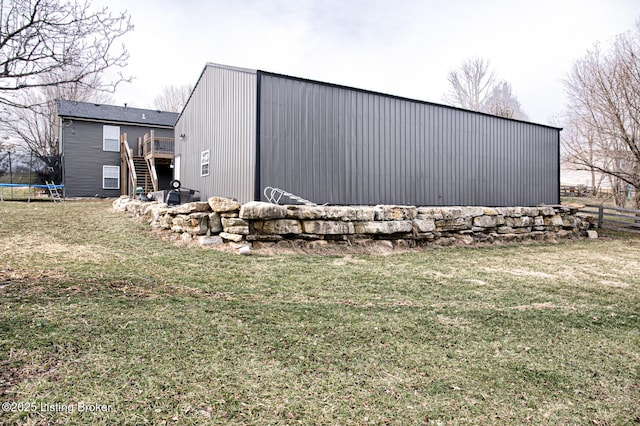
[152,84,193,113]
[0,138,18,181]
[563,19,640,207]
[561,113,607,196]
[0,138,11,152]
[443,57,528,120]
[0,0,132,110]
[444,57,496,111]
[483,81,529,120]
[1,71,114,181]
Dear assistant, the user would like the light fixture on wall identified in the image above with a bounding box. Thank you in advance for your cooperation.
[179,133,185,141]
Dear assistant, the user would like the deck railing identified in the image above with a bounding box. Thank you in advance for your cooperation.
[143,130,174,160]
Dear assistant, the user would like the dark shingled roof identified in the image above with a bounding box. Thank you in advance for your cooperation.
[56,99,178,127]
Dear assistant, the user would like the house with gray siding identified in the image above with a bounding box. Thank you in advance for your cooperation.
[57,100,178,197]
[175,63,561,207]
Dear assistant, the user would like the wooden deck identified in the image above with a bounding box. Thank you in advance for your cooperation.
[144,132,174,161]
[121,130,174,196]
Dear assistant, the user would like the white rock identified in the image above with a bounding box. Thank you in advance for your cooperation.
[173,201,211,214]
[354,221,413,234]
[208,196,241,213]
[473,215,500,228]
[222,217,249,227]
[239,201,287,220]
[220,232,244,242]
[285,205,327,220]
[414,218,436,232]
[199,236,224,247]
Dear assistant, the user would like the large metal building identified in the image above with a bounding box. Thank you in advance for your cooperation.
[175,63,561,206]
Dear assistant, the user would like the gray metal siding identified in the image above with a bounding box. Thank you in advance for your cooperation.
[62,119,173,197]
[175,64,256,203]
[258,74,559,206]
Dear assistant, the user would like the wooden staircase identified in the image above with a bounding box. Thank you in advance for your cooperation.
[132,157,152,193]
[121,130,173,197]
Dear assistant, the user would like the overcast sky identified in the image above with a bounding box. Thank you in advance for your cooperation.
[106,0,639,126]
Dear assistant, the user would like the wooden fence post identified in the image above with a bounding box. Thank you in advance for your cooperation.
[597,206,603,229]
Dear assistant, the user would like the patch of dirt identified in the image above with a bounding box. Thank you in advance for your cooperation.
[0,269,163,299]
[0,349,31,398]
[0,348,69,400]
[0,268,71,293]
[3,235,109,263]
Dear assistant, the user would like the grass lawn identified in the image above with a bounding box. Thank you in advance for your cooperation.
[1,199,639,425]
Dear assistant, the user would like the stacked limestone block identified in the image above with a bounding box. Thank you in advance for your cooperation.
[113,196,593,249]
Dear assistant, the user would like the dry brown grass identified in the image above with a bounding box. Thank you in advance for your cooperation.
[0,199,638,425]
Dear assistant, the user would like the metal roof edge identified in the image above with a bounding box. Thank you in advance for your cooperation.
[257,69,563,131]
[176,62,259,123]
[175,66,207,123]
[58,116,175,129]
[205,62,258,75]
[177,62,562,131]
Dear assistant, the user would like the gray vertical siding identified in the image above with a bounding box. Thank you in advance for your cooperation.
[62,120,174,197]
[175,64,256,203]
[258,73,559,206]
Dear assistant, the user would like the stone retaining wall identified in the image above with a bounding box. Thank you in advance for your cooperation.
[113,196,594,251]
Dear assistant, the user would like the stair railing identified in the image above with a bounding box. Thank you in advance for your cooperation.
[147,157,159,192]
[122,139,137,197]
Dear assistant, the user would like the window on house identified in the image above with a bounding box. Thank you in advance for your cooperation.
[201,150,210,176]
[103,165,120,189]
[103,125,120,152]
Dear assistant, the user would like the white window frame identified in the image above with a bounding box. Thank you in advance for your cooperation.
[201,150,210,177]
[103,165,120,189]
[103,125,120,152]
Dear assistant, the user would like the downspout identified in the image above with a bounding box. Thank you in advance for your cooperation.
[557,128,562,205]
[254,71,262,201]
[59,115,65,197]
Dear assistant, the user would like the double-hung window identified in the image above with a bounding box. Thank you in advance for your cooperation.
[103,165,120,189]
[103,125,120,152]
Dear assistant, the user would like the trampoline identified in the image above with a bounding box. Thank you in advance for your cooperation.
[0,183,64,202]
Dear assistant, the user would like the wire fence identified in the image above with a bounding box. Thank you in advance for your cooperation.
[0,151,61,201]
[0,151,60,184]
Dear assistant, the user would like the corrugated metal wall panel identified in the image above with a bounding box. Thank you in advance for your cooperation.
[259,73,559,206]
[175,64,256,203]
